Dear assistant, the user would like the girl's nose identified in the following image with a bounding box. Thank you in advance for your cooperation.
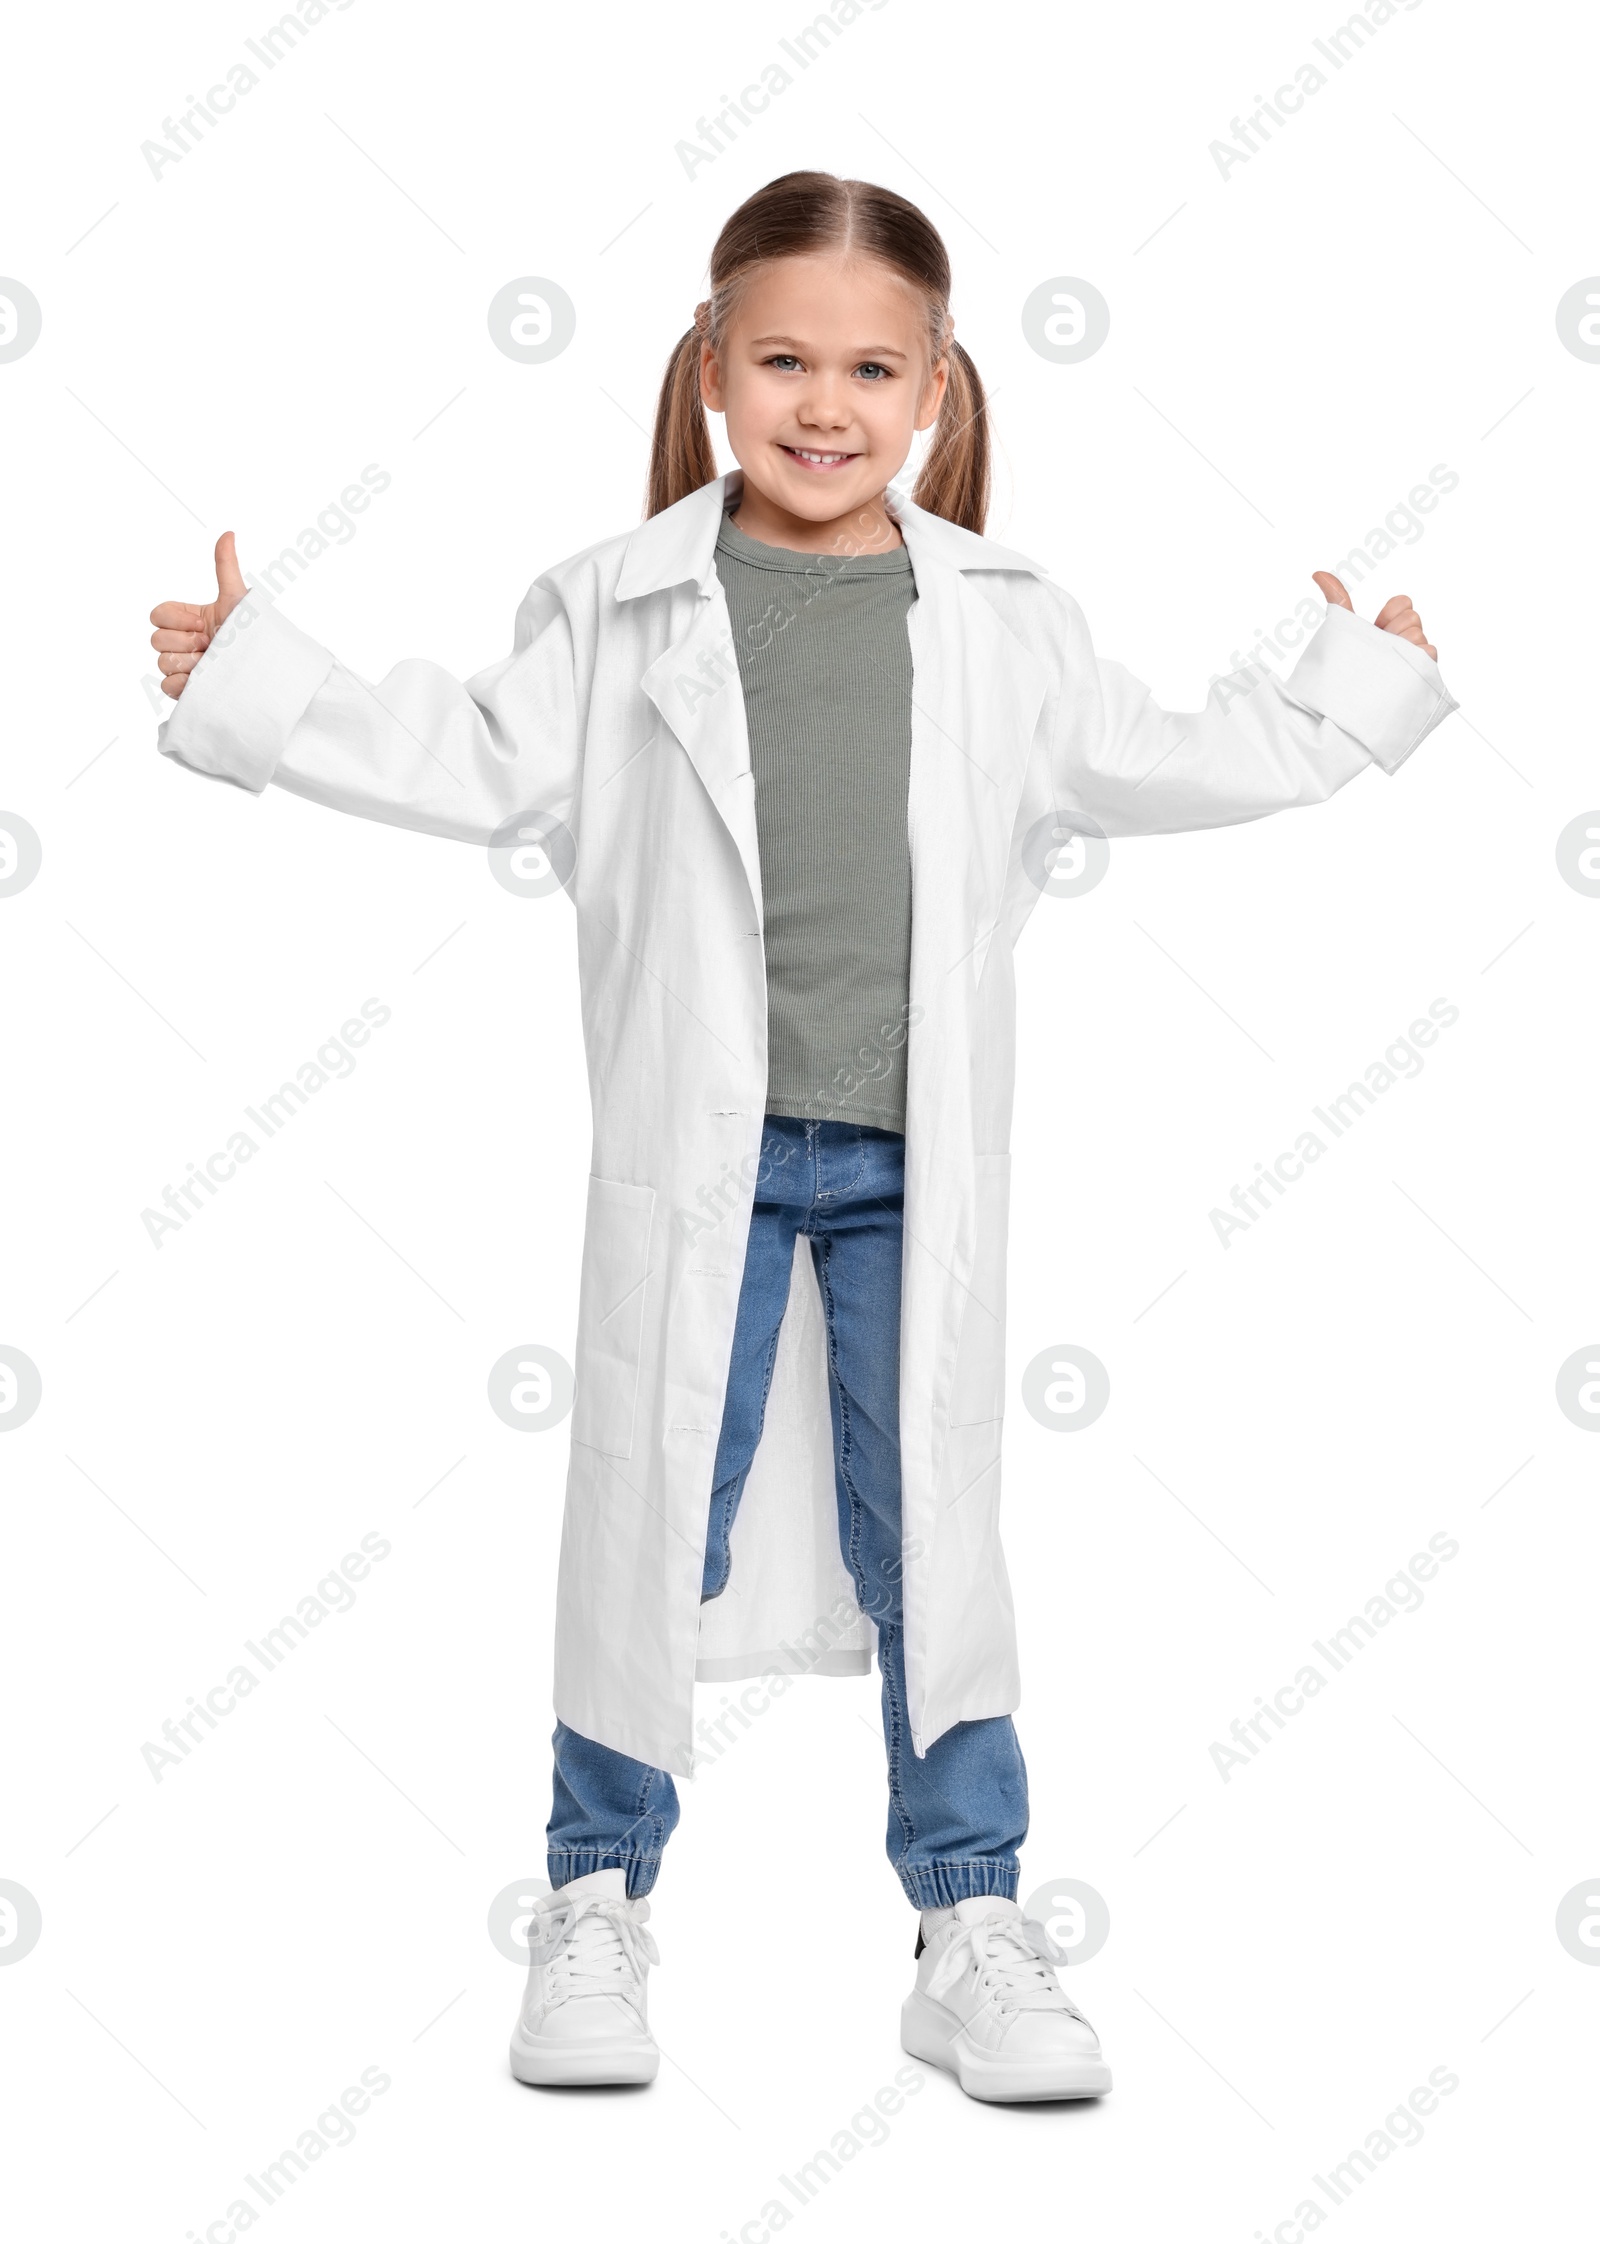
[795,383,853,430]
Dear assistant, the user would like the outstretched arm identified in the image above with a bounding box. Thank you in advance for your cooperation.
[1052,571,1456,840]
[151,533,580,846]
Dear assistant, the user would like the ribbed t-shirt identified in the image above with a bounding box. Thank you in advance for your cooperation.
[712,508,916,1131]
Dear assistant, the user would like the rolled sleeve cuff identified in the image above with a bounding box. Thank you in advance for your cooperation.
[156,590,336,793]
[1282,602,1458,776]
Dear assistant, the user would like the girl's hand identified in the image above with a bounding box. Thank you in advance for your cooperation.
[1313,570,1437,662]
[149,531,248,700]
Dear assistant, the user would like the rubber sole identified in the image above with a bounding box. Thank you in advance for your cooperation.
[900,1990,1112,2103]
[509,2030,660,2087]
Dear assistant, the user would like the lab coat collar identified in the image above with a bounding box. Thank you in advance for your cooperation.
[614,467,1051,600]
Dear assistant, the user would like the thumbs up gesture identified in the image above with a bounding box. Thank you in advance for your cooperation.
[149,532,249,700]
[1312,571,1437,661]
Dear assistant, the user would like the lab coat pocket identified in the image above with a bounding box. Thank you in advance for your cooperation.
[571,1177,657,1458]
[948,1153,1012,1428]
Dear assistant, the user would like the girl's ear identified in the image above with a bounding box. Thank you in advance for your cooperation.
[699,341,726,414]
[914,354,950,435]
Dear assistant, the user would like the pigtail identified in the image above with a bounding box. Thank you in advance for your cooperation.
[647,328,719,519]
[912,340,989,536]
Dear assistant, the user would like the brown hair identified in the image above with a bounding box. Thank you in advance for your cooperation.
[646,170,989,533]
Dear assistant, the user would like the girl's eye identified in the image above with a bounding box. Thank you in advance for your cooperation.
[855,362,892,381]
[765,354,803,371]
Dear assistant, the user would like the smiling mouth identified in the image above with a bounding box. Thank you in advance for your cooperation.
[779,444,859,470]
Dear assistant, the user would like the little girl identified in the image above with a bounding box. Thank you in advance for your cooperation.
[151,171,1453,2105]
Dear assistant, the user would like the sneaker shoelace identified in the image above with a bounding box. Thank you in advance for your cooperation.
[926,1912,1088,2020]
[528,1896,660,2007]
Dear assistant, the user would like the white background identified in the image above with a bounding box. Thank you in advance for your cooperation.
[2,0,1595,2236]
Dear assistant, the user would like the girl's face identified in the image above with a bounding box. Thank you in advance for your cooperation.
[699,253,948,543]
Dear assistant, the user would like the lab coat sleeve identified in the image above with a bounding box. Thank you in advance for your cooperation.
[155,578,581,846]
[1053,595,1458,839]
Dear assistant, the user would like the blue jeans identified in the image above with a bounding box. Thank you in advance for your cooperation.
[547,1117,1029,1909]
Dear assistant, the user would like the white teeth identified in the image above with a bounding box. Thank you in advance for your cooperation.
[790,448,849,463]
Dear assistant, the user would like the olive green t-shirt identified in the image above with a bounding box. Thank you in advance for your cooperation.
[713,509,916,1131]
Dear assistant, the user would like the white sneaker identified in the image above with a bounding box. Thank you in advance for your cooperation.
[509,1868,660,2086]
[901,1896,1112,2102]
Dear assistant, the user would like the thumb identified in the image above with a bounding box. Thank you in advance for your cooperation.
[214,530,247,613]
[1312,570,1353,612]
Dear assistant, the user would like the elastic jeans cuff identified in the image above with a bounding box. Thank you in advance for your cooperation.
[548,1848,662,1898]
[896,1861,1019,1909]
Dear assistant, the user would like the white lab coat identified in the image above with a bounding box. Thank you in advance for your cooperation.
[158,467,1456,1774]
